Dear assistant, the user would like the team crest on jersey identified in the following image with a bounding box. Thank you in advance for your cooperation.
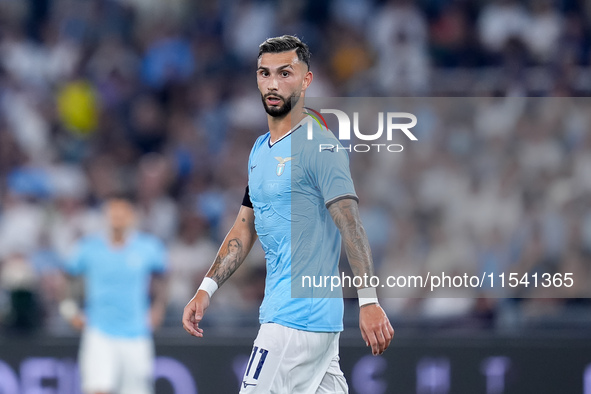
[274,157,292,176]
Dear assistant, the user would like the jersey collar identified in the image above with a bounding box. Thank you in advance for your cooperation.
[268,116,307,147]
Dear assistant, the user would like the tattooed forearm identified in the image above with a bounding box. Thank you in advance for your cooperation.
[202,206,257,289]
[208,238,244,287]
[328,199,374,281]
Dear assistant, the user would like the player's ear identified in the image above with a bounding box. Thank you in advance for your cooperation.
[302,71,313,92]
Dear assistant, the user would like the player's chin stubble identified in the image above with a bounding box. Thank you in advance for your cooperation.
[261,93,300,118]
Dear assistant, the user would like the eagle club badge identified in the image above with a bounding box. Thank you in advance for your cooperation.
[274,156,292,176]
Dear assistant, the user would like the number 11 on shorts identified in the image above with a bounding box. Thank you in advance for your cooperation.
[242,346,269,388]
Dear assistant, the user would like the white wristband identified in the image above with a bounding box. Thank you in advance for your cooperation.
[59,299,80,321]
[198,277,218,298]
[358,287,378,307]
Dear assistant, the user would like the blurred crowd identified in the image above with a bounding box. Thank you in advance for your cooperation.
[347,97,591,331]
[1,0,591,335]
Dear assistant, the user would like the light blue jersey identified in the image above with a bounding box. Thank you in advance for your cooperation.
[247,118,357,332]
[65,232,167,338]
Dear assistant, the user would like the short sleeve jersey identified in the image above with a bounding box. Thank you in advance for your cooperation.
[65,232,167,338]
[247,118,357,332]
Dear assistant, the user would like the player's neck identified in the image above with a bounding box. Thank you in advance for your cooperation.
[268,111,305,144]
[109,228,128,247]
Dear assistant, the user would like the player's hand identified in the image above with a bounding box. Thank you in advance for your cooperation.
[359,303,394,356]
[182,290,210,337]
[69,314,86,331]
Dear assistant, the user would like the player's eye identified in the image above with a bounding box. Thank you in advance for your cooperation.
[281,71,289,77]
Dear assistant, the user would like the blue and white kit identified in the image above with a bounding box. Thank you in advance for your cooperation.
[66,232,167,394]
[241,117,356,393]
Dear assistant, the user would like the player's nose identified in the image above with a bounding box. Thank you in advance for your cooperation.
[267,76,279,91]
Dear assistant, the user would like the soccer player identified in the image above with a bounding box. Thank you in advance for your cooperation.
[61,194,168,394]
[182,35,393,393]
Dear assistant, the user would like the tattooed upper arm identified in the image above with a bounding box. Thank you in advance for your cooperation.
[238,205,256,230]
[328,198,374,280]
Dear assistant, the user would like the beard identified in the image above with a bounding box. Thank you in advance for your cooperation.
[261,92,300,118]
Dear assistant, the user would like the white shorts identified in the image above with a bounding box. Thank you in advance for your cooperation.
[79,328,154,394]
[240,323,348,394]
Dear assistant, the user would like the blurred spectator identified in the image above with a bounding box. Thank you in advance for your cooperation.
[47,164,101,258]
[121,0,188,26]
[87,35,139,108]
[56,79,99,136]
[166,211,217,320]
[136,153,178,241]
[430,3,471,68]
[0,193,46,260]
[1,87,51,163]
[329,26,372,84]
[0,253,41,333]
[478,0,529,55]
[223,0,276,64]
[128,94,166,154]
[368,0,430,93]
[329,0,373,32]
[524,0,563,64]
[141,25,195,90]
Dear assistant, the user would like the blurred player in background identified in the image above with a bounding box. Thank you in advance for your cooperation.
[61,194,168,394]
[183,35,393,393]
